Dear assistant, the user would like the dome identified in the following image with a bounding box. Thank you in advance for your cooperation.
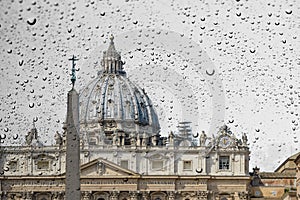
[79,35,160,146]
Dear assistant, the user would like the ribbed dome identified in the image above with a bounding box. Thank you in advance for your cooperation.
[80,73,160,130]
[79,35,161,146]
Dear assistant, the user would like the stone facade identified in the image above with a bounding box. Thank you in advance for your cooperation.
[250,151,300,200]
[0,36,251,200]
[294,154,300,199]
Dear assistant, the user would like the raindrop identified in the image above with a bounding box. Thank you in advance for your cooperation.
[206,69,215,76]
[13,134,18,140]
[27,18,37,25]
[0,133,6,140]
[250,49,256,53]
[33,117,38,122]
[19,60,24,66]
[29,103,34,108]
[100,12,105,16]
[285,9,292,15]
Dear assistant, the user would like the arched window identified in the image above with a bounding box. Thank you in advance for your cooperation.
[220,197,228,200]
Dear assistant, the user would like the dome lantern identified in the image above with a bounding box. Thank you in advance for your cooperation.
[101,34,126,76]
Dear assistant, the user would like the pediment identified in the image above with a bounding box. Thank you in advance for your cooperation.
[80,158,139,177]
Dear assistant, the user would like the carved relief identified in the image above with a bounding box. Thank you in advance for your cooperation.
[82,191,92,200]
[129,191,138,200]
[238,192,248,200]
[119,192,130,200]
[199,131,207,146]
[167,191,175,200]
[142,191,150,200]
[198,191,208,200]
[110,191,119,200]
[97,161,105,175]
[24,192,34,200]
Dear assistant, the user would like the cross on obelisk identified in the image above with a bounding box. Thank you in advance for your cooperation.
[66,55,80,200]
[69,55,79,88]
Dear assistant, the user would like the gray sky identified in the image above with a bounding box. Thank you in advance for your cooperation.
[0,0,299,171]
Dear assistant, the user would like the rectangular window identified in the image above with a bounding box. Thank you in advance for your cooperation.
[9,161,18,171]
[219,156,230,170]
[152,160,164,170]
[89,138,96,145]
[183,160,192,170]
[120,160,129,169]
[36,161,50,170]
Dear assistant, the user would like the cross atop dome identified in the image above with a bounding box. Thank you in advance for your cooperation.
[109,34,114,42]
[101,34,126,76]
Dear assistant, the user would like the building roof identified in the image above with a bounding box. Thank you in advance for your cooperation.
[274,152,300,173]
[259,172,296,179]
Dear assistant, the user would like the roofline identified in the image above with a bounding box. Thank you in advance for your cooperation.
[274,152,300,172]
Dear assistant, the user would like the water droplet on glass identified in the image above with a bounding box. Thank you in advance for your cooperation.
[19,60,24,66]
[33,117,38,122]
[13,134,18,140]
[27,17,37,25]
[206,69,215,76]
[285,9,292,15]
[250,49,256,53]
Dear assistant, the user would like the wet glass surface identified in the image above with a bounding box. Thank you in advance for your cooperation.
[0,0,299,173]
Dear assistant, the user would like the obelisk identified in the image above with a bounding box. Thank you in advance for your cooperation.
[65,55,80,200]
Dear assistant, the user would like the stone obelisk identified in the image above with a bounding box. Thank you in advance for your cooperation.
[65,55,80,200]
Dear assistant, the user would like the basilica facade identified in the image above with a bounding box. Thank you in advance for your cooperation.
[0,36,251,200]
